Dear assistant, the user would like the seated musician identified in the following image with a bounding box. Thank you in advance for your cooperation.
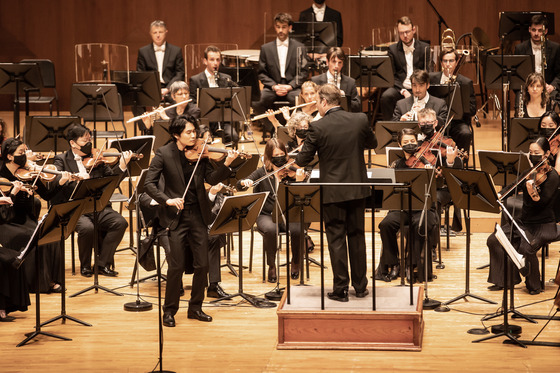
[253,12,308,143]
[487,137,559,295]
[51,125,133,278]
[189,45,238,144]
[264,81,321,131]
[285,111,313,154]
[393,69,448,128]
[311,47,361,112]
[429,48,476,154]
[238,139,306,283]
[518,73,558,118]
[377,128,443,283]
[299,0,344,47]
[0,138,73,293]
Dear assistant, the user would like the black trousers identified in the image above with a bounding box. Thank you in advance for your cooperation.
[208,234,226,284]
[76,206,128,269]
[252,87,300,136]
[447,120,472,154]
[210,122,239,144]
[380,87,405,121]
[164,205,209,315]
[256,214,301,267]
[323,198,367,294]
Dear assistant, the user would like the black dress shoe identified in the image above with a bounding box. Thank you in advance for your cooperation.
[48,284,63,294]
[291,263,300,280]
[80,267,93,278]
[162,313,175,327]
[527,288,543,295]
[187,309,212,322]
[389,264,400,280]
[356,289,369,298]
[0,315,15,322]
[327,290,349,302]
[207,284,230,299]
[97,266,118,277]
[487,285,503,291]
[267,266,277,283]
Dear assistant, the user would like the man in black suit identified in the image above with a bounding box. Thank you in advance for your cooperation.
[381,16,429,120]
[51,125,133,277]
[393,70,448,129]
[299,0,343,47]
[312,47,361,112]
[429,49,476,153]
[253,13,308,142]
[137,20,185,98]
[144,116,238,326]
[189,45,238,144]
[514,14,560,95]
[296,84,377,302]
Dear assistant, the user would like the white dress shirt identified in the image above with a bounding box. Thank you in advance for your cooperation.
[531,40,543,74]
[205,69,219,88]
[402,41,415,90]
[154,43,166,83]
[276,38,289,79]
[312,3,326,22]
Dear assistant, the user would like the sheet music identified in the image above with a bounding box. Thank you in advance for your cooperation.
[494,223,526,271]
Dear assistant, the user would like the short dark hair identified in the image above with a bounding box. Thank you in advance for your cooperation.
[66,124,91,143]
[168,115,199,141]
[204,45,221,60]
[327,47,345,62]
[398,128,417,145]
[318,84,341,106]
[263,138,288,171]
[411,69,429,85]
[439,48,459,64]
[530,14,548,28]
[274,12,293,26]
[1,137,23,162]
[397,16,413,28]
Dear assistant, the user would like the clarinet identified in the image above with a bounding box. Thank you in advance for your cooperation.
[518,84,525,117]
[214,69,220,87]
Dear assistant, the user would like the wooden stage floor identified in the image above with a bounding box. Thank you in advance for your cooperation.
[0,111,559,372]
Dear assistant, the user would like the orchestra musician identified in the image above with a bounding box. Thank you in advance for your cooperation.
[393,69,448,128]
[0,138,72,293]
[0,236,29,322]
[376,128,440,283]
[518,73,557,118]
[381,16,430,121]
[144,115,238,326]
[296,84,377,302]
[299,0,343,47]
[238,138,306,282]
[51,125,133,278]
[285,111,313,154]
[137,20,185,98]
[264,81,321,130]
[253,12,308,143]
[487,137,559,295]
[311,47,361,112]
[189,45,238,144]
[429,48,476,154]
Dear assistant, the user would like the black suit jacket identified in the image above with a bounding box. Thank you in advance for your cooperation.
[188,71,234,105]
[429,72,476,123]
[296,107,377,204]
[144,141,232,228]
[515,39,560,90]
[299,6,343,47]
[258,39,307,90]
[388,39,429,90]
[392,95,449,129]
[311,73,361,112]
[137,42,185,89]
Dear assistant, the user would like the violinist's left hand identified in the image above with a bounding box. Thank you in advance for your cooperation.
[446,146,458,165]
[224,149,239,167]
[58,171,72,186]
[295,168,306,182]
[209,183,223,196]
[119,150,134,170]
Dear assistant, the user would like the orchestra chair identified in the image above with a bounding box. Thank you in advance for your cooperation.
[19,59,59,116]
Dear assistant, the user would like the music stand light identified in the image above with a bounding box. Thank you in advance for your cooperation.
[24,116,80,153]
[374,121,419,154]
[508,118,540,153]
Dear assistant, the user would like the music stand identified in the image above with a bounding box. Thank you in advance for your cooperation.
[429,84,465,120]
[70,83,121,147]
[478,151,531,188]
[24,116,80,153]
[291,21,337,54]
[374,121,419,154]
[439,169,499,307]
[69,175,123,298]
[508,118,540,153]
[499,12,556,41]
[219,65,260,102]
[209,192,270,308]
[152,119,171,151]
[39,200,92,329]
[0,62,43,135]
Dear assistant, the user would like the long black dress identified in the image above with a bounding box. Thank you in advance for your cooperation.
[0,244,30,315]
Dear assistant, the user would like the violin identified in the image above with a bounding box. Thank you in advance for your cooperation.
[15,164,84,183]
[82,148,143,170]
[0,177,36,195]
[184,138,252,162]
[405,142,438,168]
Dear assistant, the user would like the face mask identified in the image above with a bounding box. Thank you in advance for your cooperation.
[529,154,543,166]
[295,129,308,139]
[420,124,435,138]
[541,127,556,138]
[271,155,287,168]
[402,143,418,155]
[13,154,27,167]
[80,141,92,156]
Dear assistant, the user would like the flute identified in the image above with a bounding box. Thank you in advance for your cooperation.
[250,101,316,121]
[126,99,193,123]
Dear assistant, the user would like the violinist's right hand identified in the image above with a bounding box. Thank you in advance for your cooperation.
[166,198,184,210]
[240,179,253,189]
[0,196,13,205]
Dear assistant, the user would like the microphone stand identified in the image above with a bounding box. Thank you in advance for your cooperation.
[426,0,450,40]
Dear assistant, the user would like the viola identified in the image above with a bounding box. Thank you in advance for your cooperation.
[184,138,252,162]
[82,148,143,170]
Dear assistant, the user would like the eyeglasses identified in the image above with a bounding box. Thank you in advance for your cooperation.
[399,30,413,36]
[418,120,437,126]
